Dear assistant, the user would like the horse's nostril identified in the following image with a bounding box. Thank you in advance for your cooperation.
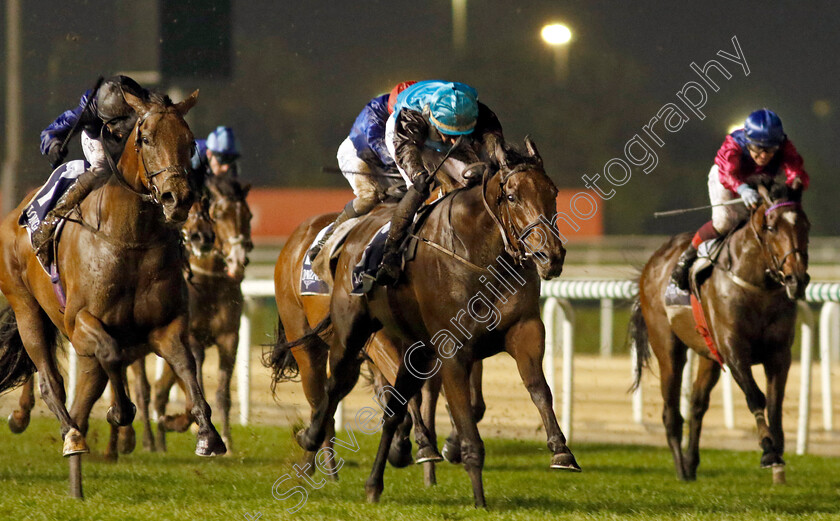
[190,233,201,242]
[244,258,250,266]
[161,192,176,207]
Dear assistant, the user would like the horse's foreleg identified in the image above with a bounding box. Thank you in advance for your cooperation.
[370,365,414,468]
[73,311,135,428]
[684,356,721,480]
[506,319,579,472]
[727,352,777,468]
[150,317,225,457]
[8,375,35,433]
[421,375,442,485]
[763,347,791,468]
[409,391,442,464]
[215,332,237,454]
[441,361,486,508]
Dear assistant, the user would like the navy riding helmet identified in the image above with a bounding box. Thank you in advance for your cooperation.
[744,109,785,148]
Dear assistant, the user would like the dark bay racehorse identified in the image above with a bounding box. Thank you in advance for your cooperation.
[0,90,226,496]
[153,174,253,453]
[271,139,579,507]
[630,183,809,481]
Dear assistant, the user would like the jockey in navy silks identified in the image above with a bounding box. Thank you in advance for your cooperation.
[192,126,241,179]
[32,75,149,261]
[308,81,416,260]
[669,109,810,292]
[375,80,505,286]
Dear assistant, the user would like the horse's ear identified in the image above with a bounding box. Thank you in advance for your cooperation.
[524,135,542,164]
[494,141,508,168]
[175,89,200,116]
[123,90,150,115]
[242,183,252,196]
[756,184,773,206]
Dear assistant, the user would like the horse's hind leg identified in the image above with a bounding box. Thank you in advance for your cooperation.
[421,374,442,486]
[684,356,721,480]
[655,333,689,480]
[152,360,177,451]
[443,360,484,464]
[409,390,443,464]
[129,357,156,451]
[369,366,413,468]
[73,311,135,428]
[8,375,35,433]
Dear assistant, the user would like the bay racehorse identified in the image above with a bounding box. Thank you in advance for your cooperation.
[272,139,579,507]
[152,173,253,453]
[269,210,444,482]
[0,90,226,495]
[630,182,808,481]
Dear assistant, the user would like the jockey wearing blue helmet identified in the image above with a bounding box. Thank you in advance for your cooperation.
[376,80,505,286]
[193,126,240,178]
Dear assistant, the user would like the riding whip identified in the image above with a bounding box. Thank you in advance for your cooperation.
[654,198,744,218]
[321,166,404,179]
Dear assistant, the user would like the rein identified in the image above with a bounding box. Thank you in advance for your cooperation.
[749,201,806,287]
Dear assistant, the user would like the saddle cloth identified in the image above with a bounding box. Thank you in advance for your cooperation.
[19,160,89,237]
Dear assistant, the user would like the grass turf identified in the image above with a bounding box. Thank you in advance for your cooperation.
[0,419,838,520]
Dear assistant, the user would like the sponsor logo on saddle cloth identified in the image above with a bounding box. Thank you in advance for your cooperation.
[19,160,90,237]
[300,225,332,296]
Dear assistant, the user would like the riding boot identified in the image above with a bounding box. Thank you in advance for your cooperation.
[375,184,428,286]
[31,168,111,266]
[308,201,358,260]
[669,244,698,291]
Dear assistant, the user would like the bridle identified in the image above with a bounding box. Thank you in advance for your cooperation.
[103,111,191,205]
[750,201,807,285]
[481,164,558,266]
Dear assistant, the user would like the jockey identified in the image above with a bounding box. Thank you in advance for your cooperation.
[375,80,505,286]
[192,126,240,179]
[669,108,810,291]
[31,75,149,259]
[308,81,415,259]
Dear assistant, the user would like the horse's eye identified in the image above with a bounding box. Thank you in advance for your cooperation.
[142,136,150,145]
[506,194,515,202]
[765,225,776,233]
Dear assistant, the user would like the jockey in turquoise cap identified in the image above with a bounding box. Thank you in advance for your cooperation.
[375,80,505,286]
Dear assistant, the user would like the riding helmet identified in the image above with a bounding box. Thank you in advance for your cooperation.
[744,109,785,147]
[428,83,479,136]
[206,126,240,159]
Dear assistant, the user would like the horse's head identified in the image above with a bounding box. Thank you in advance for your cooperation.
[489,137,565,279]
[182,198,216,258]
[208,175,253,281]
[751,183,810,300]
[122,90,199,223]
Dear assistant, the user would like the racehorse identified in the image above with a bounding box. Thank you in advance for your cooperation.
[0,90,226,496]
[152,174,253,453]
[630,182,809,482]
[270,138,578,507]
[269,209,444,483]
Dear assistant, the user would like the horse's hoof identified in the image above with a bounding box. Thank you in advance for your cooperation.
[8,412,30,434]
[222,436,234,456]
[415,445,444,464]
[760,452,785,469]
[118,426,136,454]
[550,452,582,472]
[62,428,90,457]
[103,450,118,463]
[442,441,462,464]
[388,440,413,468]
[106,403,137,427]
[295,428,319,452]
[195,431,227,457]
[365,481,383,503]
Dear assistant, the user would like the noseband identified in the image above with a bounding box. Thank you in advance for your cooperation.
[481,165,556,265]
[752,201,807,285]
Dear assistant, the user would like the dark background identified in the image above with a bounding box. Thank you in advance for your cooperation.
[1,0,837,235]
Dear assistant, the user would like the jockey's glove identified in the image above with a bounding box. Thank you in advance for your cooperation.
[736,183,761,208]
[412,171,432,194]
[47,142,67,169]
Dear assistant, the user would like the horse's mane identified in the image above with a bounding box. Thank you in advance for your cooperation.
[146,89,173,108]
[500,143,542,171]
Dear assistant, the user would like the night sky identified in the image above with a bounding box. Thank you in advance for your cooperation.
[1,1,838,233]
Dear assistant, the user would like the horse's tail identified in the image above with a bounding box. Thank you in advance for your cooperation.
[263,315,332,395]
[0,305,37,396]
[628,297,651,392]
